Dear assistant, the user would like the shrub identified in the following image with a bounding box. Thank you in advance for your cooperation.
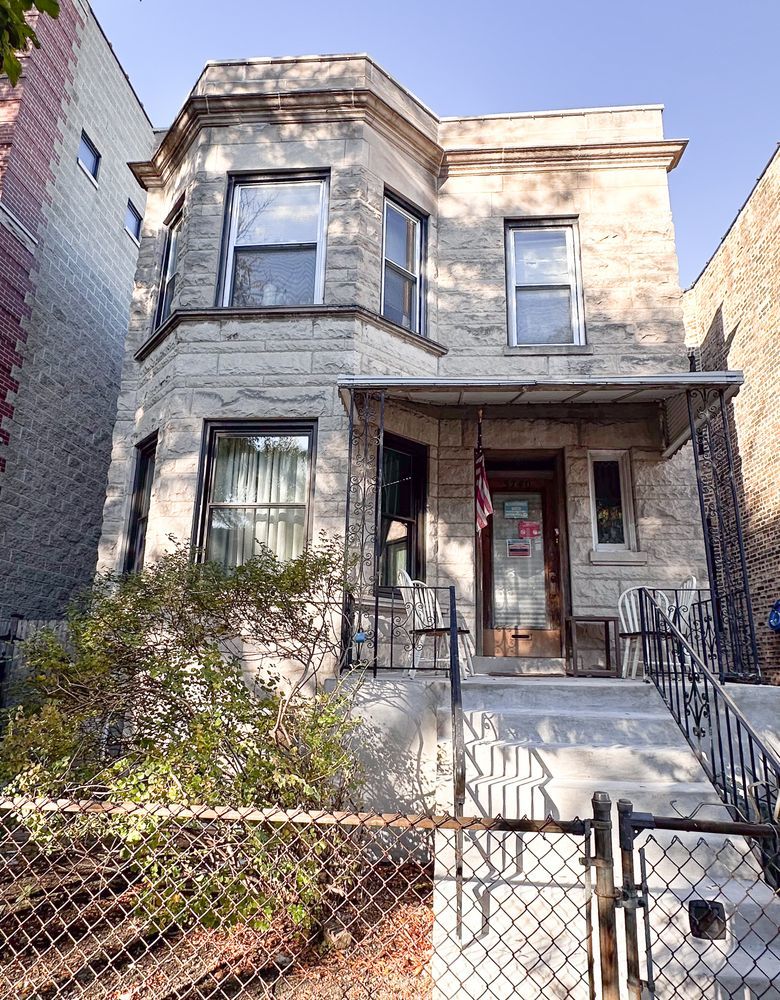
[0,537,362,932]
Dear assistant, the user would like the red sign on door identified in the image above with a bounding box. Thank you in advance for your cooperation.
[518,520,541,539]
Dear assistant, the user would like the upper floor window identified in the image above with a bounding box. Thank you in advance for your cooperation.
[588,450,637,552]
[155,208,182,328]
[381,196,424,334]
[222,177,328,308]
[125,200,142,243]
[506,221,584,346]
[200,422,315,569]
[77,131,100,183]
[124,433,157,574]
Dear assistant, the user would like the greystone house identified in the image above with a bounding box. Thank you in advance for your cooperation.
[96,53,770,812]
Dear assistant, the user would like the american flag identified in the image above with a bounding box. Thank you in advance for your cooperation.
[475,449,493,533]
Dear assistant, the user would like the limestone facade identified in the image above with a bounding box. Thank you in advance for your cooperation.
[97,55,710,660]
[684,145,780,676]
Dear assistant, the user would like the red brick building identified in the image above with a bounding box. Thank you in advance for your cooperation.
[684,144,780,678]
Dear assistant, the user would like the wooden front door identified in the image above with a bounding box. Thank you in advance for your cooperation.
[481,469,562,657]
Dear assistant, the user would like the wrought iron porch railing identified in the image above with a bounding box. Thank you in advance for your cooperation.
[638,588,780,840]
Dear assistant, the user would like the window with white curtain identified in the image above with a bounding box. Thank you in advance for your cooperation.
[201,424,314,568]
[222,177,328,307]
[506,221,585,346]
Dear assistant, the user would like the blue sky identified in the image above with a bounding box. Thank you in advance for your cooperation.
[92,0,779,287]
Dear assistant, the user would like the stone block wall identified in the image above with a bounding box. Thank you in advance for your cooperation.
[683,145,780,677]
[0,1,154,618]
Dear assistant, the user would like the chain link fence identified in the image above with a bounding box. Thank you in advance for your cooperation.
[1,795,779,998]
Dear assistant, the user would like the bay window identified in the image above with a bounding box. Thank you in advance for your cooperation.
[381,196,424,334]
[222,176,328,307]
[200,423,315,569]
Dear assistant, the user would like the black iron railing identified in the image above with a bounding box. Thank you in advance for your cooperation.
[638,588,780,837]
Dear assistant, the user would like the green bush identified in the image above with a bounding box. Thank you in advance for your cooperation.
[0,538,362,932]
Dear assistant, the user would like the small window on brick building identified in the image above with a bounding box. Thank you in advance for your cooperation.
[125,201,142,242]
[77,131,101,182]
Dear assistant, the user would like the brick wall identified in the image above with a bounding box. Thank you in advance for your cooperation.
[0,1,154,618]
[683,145,780,678]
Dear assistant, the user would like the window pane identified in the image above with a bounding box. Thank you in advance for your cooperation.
[380,519,411,588]
[125,202,142,240]
[515,287,573,344]
[593,460,626,545]
[212,435,309,505]
[382,447,414,518]
[514,229,569,285]
[385,202,418,273]
[235,182,321,247]
[206,506,305,567]
[126,442,156,574]
[383,265,417,330]
[78,133,100,178]
[232,247,316,306]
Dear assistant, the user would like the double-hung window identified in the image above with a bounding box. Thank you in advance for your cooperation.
[125,433,157,574]
[200,423,315,569]
[125,201,142,242]
[379,434,427,588]
[381,196,424,334]
[222,177,328,307]
[155,208,182,328]
[588,450,637,552]
[506,221,584,345]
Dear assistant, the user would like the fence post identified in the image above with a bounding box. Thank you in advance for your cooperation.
[592,791,620,1000]
[618,799,643,1000]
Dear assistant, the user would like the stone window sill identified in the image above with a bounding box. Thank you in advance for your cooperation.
[504,344,594,356]
[589,549,648,566]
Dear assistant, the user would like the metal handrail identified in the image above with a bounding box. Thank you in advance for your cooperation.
[638,587,780,833]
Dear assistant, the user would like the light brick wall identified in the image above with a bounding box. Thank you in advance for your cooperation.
[0,2,154,618]
[683,145,780,677]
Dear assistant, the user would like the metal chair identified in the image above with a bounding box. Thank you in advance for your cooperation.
[396,570,473,676]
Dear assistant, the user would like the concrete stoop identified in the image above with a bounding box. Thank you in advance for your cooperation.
[432,675,780,999]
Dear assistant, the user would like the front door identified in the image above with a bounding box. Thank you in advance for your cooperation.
[481,468,562,657]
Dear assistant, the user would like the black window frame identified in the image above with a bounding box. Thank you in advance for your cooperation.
[379,432,427,593]
[194,419,318,567]
[77,130,101,182]
[154,202,184,329]
[216,171,330,309]
[380,191,427,336]
[125,200,143,242]
[124,432,158,575]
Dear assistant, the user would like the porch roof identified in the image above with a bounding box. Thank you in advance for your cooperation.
[338,371,744,456]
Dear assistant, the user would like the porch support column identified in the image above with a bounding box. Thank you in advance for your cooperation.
[686,388,759,680]
[343,389,384,673]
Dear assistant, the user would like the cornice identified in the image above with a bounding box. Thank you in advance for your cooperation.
[133,305,448,363]
[441,139,688,177]
[130,89,444,188]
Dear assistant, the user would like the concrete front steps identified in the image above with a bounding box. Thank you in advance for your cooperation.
[431,675,780,999]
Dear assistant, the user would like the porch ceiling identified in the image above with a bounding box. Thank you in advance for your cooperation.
[338,372,744,455]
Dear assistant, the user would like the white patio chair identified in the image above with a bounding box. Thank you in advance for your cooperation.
[618,587,670,678]
[397,570,473,677]
[669,575,698,639]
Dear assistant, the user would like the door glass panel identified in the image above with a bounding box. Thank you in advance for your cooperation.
[492,492,547,628]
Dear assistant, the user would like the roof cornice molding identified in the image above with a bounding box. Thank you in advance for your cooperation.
[441,139,687,177]
[130,89,444,188]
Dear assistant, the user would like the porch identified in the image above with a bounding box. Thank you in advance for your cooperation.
[338,372,758,683]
